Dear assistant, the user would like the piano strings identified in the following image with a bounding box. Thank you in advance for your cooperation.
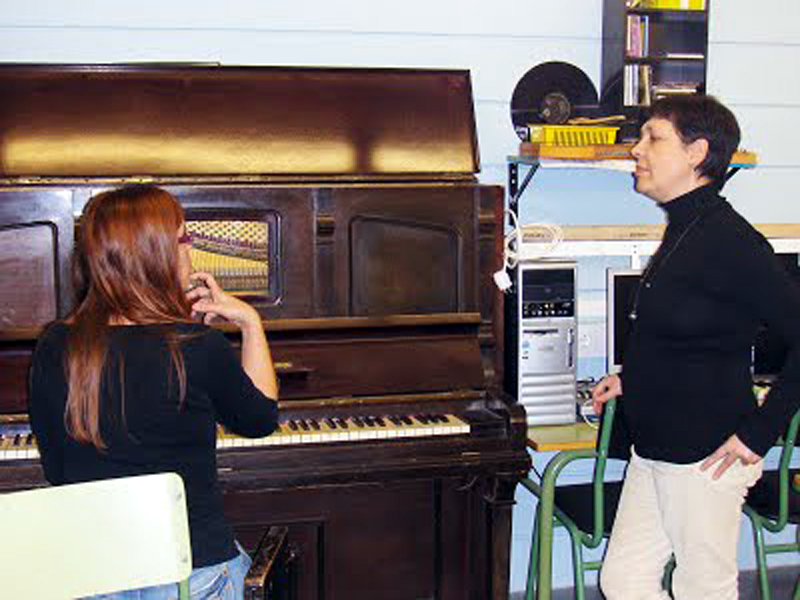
[186,220,270,295]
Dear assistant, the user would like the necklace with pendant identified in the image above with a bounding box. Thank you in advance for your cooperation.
[629,209,708,322]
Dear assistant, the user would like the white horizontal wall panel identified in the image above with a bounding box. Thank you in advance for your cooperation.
[708,43,800,106]
[0,29,600,100]
[0,0,601,38]
[711,0,800,44]
[474,102,520,169]
[730,106,800,167]
[722,167,800,223]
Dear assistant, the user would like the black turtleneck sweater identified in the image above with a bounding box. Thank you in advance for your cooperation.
[619,184,800,463]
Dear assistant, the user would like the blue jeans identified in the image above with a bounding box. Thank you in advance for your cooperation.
[86,542,252,600]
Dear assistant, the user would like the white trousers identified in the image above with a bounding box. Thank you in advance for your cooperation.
[600,449,763,600]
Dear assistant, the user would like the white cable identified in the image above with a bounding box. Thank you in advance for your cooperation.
[493,208,522,291]
[521,221,564,259]
[494,209,565,292]
[579,399,600,429]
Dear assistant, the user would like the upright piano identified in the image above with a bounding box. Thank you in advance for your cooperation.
[0,64,530,600]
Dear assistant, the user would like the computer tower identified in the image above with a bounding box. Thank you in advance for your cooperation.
[504,259,577,425]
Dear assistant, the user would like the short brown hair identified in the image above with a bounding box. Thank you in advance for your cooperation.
[648,95,740,184]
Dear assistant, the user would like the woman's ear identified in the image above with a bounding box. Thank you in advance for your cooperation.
[687,137,709,170]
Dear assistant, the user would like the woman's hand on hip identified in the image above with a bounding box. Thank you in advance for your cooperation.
[592,374,622,416]
[701,434,762,479]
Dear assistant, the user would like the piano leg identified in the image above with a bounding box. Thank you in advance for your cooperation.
[488,476,520,600]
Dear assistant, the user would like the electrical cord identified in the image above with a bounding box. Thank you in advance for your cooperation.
[579,398,600,430]
[493,209,564,292]
[521,221,564,258]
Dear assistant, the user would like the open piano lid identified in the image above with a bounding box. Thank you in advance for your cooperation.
[0,64,480,179]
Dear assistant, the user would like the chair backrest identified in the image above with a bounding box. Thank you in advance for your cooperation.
[585,397,621,545]
[0,472,192,599]
[772,407,800,527]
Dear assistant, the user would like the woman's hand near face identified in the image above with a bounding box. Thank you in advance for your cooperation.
[187,272,260,329]
[592,374,622,416]
[187,272,278,399]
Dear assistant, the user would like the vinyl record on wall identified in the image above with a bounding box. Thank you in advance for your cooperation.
[511,61,599,139]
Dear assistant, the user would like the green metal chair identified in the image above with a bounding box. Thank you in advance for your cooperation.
[742,407,800,600]
[521,397,625,600]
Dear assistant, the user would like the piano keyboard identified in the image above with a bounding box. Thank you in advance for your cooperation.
[0,414,470,460]
[0,426,38,460]
[217,413,470,449]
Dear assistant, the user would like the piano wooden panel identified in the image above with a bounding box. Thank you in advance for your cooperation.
[0,65,479,178]
[264,315,485,399]
[329,185,479,317]
[0,346,31,415]
[0,189,74,323]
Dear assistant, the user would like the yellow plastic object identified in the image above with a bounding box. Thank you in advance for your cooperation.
[640,0,705,10]
[527,125,619,146]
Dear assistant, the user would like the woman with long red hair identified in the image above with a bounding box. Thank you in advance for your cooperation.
[29,184,278,599]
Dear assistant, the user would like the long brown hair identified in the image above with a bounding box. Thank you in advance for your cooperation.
[66,185,193,448]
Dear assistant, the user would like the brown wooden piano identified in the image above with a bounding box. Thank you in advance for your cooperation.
[0,64,530,600]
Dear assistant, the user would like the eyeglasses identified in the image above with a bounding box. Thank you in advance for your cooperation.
[177,232,193,245]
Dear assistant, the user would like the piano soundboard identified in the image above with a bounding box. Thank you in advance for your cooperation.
[0,413,471,461]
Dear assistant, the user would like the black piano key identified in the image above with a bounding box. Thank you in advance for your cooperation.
[299,420,310,431]
[325,418,337,429]
[374,417,386,427]
[352,417,365,428]
[287,420,298,431]
[336,418,349,429]
[309,420,320,431]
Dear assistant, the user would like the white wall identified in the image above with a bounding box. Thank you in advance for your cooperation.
[3,0,798,592]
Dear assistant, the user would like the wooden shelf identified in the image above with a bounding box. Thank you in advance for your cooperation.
[625,55,705,63]
[516,142,757,168]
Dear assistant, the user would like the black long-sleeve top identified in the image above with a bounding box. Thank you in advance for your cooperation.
[28,322,279,567]
[620,184,800,463]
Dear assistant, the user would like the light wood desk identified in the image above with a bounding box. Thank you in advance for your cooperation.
[527,422,598,452]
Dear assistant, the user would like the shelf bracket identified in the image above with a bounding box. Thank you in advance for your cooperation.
[723,166,741,187]
[508,158,540,224]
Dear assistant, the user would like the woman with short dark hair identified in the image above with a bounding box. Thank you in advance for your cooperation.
[29,184,279,599]
[593,95,800,599]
